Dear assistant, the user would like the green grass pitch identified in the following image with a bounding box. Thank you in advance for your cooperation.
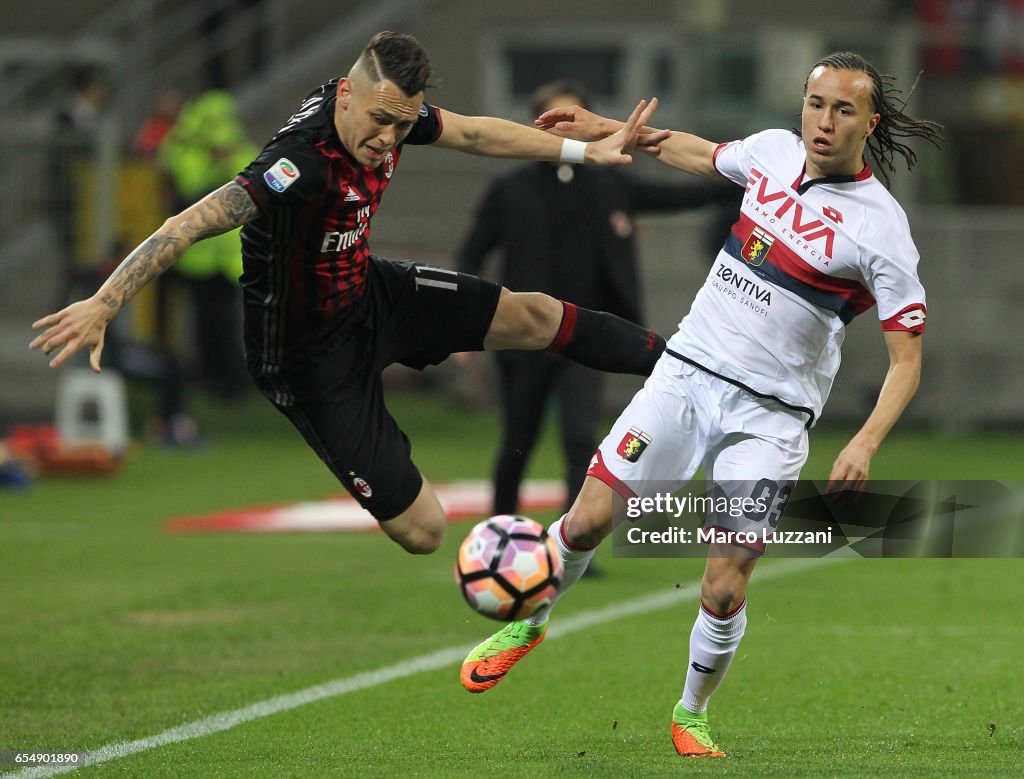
[1,390,1022,776]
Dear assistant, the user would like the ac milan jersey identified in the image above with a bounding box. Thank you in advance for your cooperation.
[667,129,926,425]
[234,80,443,373]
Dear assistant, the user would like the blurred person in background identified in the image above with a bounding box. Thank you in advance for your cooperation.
[158,90,258,399]
[31,31,668,558]
[55,66,110,135]
[50,71,199,446]
[457,79,738,524]
[204,0,266,87]
[51,66,111,297]
[72,241,201,447]
[987,0,1024,74]
[132,88,186,159]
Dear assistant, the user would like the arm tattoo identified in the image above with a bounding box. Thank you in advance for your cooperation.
[179,182,260,240]
[107,233,185,304]
[106,182,259,306]
[219,183,261,224]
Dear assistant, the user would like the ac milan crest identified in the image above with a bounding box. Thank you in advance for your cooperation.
[349,472,373,499]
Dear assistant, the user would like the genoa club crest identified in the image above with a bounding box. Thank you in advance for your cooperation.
[616,427,652,463]
[741,227,775,267]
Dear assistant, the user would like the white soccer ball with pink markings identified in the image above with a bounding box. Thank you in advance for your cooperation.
[455,515,563,621]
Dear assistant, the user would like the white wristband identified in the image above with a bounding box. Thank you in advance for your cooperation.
[559,138,588,164]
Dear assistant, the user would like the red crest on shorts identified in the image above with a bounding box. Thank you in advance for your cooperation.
[616,427,652,462]
[349,473,373,499]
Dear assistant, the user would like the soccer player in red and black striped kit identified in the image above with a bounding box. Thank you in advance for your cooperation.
[31,31,669,554]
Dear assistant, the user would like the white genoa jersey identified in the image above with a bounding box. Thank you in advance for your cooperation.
[666,129,927,425]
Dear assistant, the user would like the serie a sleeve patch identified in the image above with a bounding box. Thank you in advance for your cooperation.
[263,158,301,193]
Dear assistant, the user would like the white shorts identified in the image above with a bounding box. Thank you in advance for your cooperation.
[588,354,810,551]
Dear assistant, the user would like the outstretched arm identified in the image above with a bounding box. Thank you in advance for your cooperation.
[535,104,720,178]
[827,331,923,492]
[434,98,667,165]
[30,182,259,371]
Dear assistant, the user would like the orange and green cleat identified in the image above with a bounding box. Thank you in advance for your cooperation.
[460,620,547,693]
[671,703,726,758]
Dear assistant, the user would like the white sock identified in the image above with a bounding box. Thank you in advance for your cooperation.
[524,515,595,626]
[680,600,747,714]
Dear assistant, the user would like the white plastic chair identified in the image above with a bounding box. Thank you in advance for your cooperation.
[54,368,130,455]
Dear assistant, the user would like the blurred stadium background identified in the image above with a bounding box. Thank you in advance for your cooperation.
[2,3,1023,775]
[1,0,1022,429]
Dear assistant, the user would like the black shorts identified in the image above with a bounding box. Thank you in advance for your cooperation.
[253,258,501,520]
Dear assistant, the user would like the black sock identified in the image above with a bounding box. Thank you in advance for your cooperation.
[546,302,665,376]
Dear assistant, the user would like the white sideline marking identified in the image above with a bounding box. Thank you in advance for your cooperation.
[5,557,832,777]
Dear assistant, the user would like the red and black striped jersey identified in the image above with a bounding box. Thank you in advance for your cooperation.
[234,79,442,373]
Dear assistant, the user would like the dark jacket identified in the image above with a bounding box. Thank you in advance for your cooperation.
[456,162,737,324]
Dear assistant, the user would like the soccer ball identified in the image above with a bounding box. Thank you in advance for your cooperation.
[455,515,563,621]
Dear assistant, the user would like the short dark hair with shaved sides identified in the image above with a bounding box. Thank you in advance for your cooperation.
[358,31,436,96]
[530,79,590,119]
[805,51,943,188]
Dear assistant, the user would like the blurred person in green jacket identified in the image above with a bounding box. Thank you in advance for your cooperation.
[159,90,257,398]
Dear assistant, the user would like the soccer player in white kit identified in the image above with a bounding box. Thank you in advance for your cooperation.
[461,52,942,758]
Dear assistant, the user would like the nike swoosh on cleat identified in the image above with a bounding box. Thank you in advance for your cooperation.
[469,667,506,684]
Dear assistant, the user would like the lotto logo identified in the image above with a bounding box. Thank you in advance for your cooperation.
[823,206,844,223]
[898,308,927,328]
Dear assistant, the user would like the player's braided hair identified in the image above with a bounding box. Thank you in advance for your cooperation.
[805,51,943,188]
[359,31,436,96]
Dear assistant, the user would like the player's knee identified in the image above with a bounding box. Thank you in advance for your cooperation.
[401,535,443,555]
[378,478,449,554]
[380,507,446,555]
[392,524,444,555]
[564,498,613,549]
[700,570,748,615]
